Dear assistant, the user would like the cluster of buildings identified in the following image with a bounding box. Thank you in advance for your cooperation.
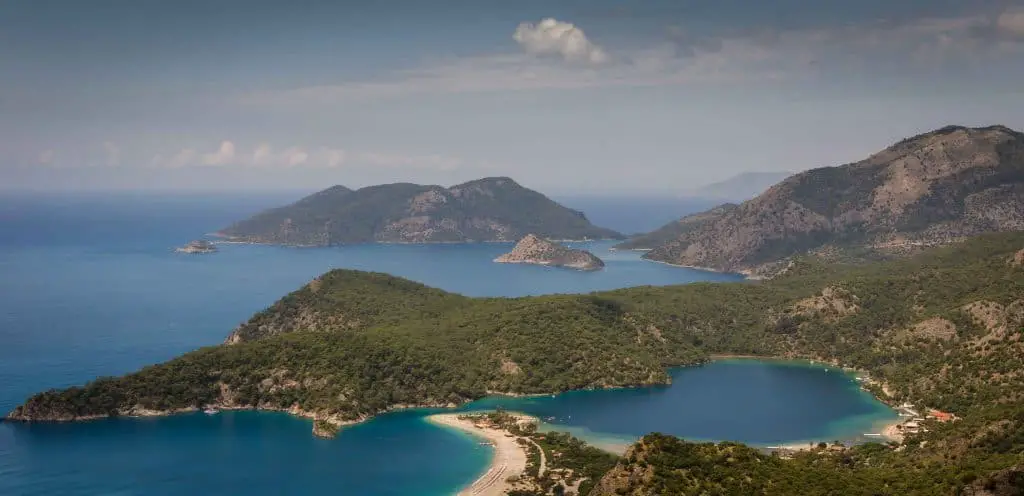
[895,403,956,435]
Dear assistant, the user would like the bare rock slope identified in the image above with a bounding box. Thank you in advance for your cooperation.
[495,234,605,271]
[636,125,1024,273]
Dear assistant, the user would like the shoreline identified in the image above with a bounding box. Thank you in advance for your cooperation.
[7,357,910,449]
[640,257,757,279]
[425,413,536,496]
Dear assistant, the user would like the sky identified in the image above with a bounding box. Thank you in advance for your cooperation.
[2,0,1024,194]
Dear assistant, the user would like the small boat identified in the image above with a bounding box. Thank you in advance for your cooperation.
[204,407,220,415]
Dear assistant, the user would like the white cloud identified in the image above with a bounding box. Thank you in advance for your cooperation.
[284,147,309,167]
[252,143,273,166]
[37,149,55,165]
[202,140,236,166]
[165,148,197,168]
[102,141,120,167]
[513,18,608,65]
[317,148,347,168]
[235,10,1024,107]
[997,8,1024,39]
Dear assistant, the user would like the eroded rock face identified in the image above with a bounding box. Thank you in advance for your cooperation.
[641,125,1024,273]
[494,234,605,271]
[588,442,656,496]
[790,286,860,322]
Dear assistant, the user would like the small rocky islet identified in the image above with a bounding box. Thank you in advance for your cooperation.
[175,240,218,254]
[494,234,605,271]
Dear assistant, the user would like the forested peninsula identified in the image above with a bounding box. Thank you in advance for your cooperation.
[7,233,1024,495]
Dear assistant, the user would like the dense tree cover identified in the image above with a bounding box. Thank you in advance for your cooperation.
[218,177,622,245]
[7,232,1024,494]
[592,433,1023,496]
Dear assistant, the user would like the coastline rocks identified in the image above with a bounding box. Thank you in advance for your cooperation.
[494,234,605,271]
[312,418,342,438]
[175,240,217,254]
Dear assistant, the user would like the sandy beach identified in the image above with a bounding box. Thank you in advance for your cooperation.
[425,413,534,496]
[880,419,906,442]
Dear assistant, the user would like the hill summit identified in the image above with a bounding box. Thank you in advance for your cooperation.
[219,177,622,245]
[629,125,1024,274]
[494,234,605,271]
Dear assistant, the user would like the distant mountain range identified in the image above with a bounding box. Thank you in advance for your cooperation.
[684,171,793,201]
[619,125,1024,275]
[218,177,623,245]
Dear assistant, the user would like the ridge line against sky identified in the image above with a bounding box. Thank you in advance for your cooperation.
[2,0,1023,193]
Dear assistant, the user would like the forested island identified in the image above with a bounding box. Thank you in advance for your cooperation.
[217,177,622,245]
[6,231,1024,494]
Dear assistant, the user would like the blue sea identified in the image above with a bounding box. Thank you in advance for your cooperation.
[0,193,895,495]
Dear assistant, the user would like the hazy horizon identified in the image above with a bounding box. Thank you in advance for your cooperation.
[3,0,1024,193]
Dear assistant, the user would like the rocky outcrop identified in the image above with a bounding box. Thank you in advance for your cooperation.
[495,234,605,271]
[790,286,860,322]
[588,440,657,496]
[218,177,622,245]
[640,125,1024,273]
[175,240,217,254]
[909,317,958,341]
[1011,248,1024,267]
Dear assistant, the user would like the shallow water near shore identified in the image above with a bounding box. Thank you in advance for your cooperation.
[0,193,893,495]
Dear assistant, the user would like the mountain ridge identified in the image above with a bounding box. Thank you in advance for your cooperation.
[219,176,623,245]
[632,124,1024,273]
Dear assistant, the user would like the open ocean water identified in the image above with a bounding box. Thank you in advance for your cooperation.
[0,192,894,495]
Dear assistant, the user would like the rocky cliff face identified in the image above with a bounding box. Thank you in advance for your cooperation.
[218,177,622,245]
[642,125,1024,273]
[494,234,605,271]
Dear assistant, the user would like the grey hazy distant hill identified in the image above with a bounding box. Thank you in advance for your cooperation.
[684,171,794,202]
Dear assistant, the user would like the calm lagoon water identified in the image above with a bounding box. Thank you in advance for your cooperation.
[0,193,894,495]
